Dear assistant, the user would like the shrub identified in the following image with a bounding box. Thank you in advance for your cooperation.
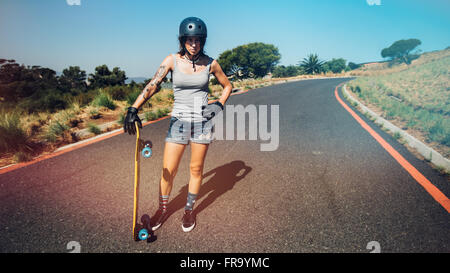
[393,131,402,140]
[18,90,68,113]
[92,92,116,110]
[72,89,99,106]
[126,90,141,106]
[156,108,165,118]
[145,111,158,121]
[107,85,128,101]
[89,107,101,119]
[0,111,33,153]
[87,122,102,135]
[144,107,170,121]
[348,62,361,70]
[45,118,70,142]
[428,119,450,145]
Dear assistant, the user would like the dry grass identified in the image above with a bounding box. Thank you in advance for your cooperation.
[347,48,450,159]
[349,48,450,76]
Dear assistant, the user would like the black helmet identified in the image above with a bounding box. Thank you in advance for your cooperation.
[179,17,207,38]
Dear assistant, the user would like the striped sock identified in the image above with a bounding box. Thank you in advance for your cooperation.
[159,195,169,211]
[185,192,198,211]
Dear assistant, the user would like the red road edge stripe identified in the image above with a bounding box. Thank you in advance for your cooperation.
[335,83,450,213]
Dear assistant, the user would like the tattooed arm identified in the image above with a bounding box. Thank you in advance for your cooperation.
[132,55,173,109]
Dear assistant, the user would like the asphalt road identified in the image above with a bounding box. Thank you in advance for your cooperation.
[0,78,448,253]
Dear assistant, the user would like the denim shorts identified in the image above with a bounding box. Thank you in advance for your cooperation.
[165,116,214,145]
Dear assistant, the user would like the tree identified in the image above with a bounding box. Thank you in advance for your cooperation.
[217,42,281,79]
[325,58,346,73]
[0,60,59,102]
[299,54,324,75]
[381,39,421,64]
[272,65,302,78]
[347,62,360,70]
[0,59,25,102]
[58,66,87,93]
[128,80,138,88]
[321,63,330,73]
[88,65,127,89]
[111,67,127,86]
[216,50,239,77]
[285,65,301,77]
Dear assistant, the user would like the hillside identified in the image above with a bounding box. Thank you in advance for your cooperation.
[346,48,450,164]
[349,48,450,76]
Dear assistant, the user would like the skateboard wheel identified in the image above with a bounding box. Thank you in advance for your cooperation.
[142,147,152,158]
[138,228,149,240]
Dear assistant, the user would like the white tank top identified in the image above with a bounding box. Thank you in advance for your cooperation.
[170,53,214,122]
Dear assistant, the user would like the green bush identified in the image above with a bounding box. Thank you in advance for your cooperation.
[89,107,101,119]
[393,131,402,140]
[0,111,33,153]
[71,89,99,107]
[107,85,128,101]
[145,111,158,121]
[273,65,294,77]
[162,107,171,115]
[45,119,70,142]
[18,90,68,113]
[428,119,450,145]
[92,92,116,110]
[126,90,141,106]
[156,108,165,117]
[144,107,170,121]
[87,122,102,135]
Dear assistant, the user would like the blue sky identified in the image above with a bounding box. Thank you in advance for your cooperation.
[1,0,449,77]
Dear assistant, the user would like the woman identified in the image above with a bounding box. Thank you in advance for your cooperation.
[124,17,232,233]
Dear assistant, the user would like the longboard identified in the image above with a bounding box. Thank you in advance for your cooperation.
[132,122,153,241]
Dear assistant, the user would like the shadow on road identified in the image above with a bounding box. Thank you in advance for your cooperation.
[161,160,252,222]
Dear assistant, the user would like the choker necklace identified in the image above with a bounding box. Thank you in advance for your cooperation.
[183,54,201,71]
[183,54,200,64]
